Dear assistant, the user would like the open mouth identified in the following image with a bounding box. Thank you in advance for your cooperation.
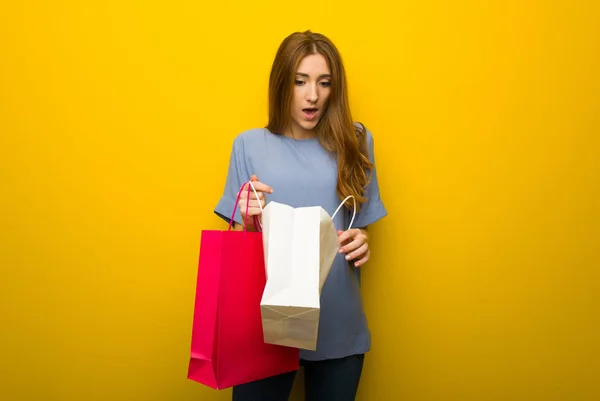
[302,108,318,120]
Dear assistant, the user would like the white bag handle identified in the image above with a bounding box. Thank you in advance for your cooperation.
[331,195,357,231]
[247,179,356,232]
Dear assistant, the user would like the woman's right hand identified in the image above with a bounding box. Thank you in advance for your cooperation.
[237,174,273,230]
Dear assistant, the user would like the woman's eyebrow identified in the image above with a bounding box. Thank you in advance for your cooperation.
[296,72,332,79]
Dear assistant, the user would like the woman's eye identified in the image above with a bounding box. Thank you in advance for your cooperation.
[320,81,331,87]
[295,80,305,86]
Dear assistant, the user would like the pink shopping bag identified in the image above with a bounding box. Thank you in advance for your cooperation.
[187,182,299,389]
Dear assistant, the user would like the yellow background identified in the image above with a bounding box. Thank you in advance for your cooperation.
[1,1,599,400]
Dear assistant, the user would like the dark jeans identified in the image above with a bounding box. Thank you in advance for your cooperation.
[232,354,365,401]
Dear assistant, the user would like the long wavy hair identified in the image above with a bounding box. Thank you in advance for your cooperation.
[266,30,373,211]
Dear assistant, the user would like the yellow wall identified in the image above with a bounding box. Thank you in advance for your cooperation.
[1,1,599,400]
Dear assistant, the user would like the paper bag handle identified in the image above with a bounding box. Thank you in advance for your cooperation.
[228,179,264,232]
[230,182,355,231]
[331,195,357,230]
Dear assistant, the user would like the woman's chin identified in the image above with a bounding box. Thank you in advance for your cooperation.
[299,120,319,131]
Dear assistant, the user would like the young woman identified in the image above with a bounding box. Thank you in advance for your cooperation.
[214,30,387,401]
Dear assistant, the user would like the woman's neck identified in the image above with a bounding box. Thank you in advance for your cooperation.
[283,125,316,140]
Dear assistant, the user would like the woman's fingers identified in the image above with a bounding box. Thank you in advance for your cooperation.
[248,190,265,201]
[338,228,365,246]
[238,199,265,215]
[240,181,273,204]
[354,249,371,267]
[343,243,369,262]
[337,228,370,266]
[239,176,270,227]
[241,191,264,201]
[245,180,273,195]
[244,206,263,216]
[245,199,265,208]
[339,231,367,254]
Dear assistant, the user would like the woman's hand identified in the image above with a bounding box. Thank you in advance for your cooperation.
[337,228,370,267]
[236,174,273,231]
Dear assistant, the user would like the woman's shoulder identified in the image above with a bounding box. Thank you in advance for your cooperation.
[233,127,269,141]
[229,127,274,149]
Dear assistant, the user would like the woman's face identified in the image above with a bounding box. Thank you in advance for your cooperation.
[288,53,331,138]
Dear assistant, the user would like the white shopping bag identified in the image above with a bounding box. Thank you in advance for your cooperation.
[251,183,356,351]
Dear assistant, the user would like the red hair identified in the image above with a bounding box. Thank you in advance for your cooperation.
[266,30,372,211]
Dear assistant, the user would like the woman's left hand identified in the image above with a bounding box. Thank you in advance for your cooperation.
[337,228,370,267]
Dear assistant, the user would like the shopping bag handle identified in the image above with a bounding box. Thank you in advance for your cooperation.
[228,180,264,232]
[331,195,357,231]
[229,182,355,232]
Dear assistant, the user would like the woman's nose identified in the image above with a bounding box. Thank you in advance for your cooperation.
[305,84,318,103]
